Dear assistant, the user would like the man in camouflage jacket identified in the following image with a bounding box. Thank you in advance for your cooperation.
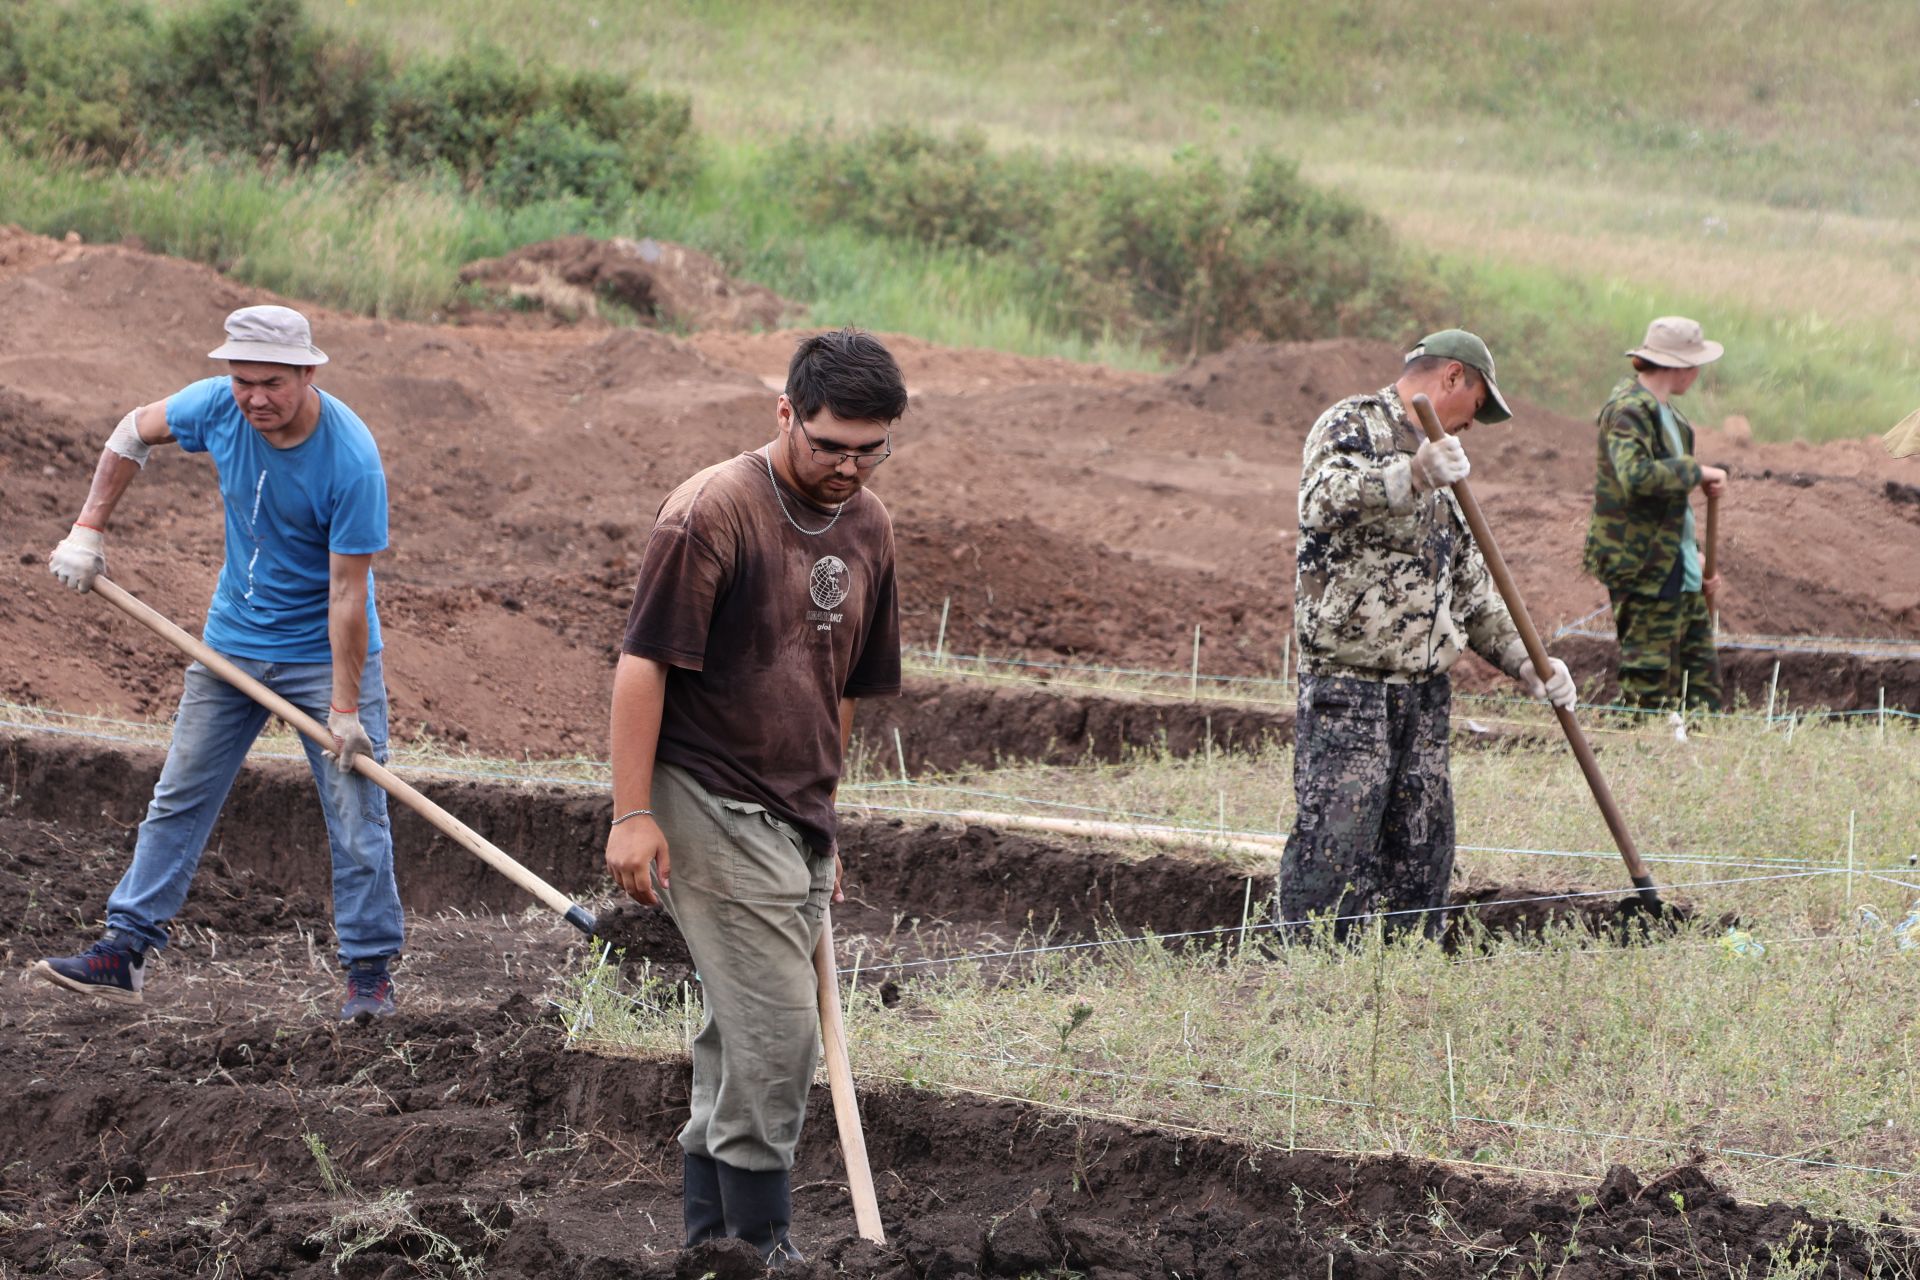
[1583,316,1728,711]
[1283,330,1576,942]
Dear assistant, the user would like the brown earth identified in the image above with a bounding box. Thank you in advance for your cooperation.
[3,227,1917,767]
[455,234,794,330]
[2,735,1632,955]
[0,743,1881,1279]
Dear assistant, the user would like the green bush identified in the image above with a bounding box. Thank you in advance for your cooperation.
[0,0,695,210]
[152,0,387,162]
[782,124,1421,356]
[0,0,160,159]
[783,124,1053,252]
[382,52,694,206]
[483,108,631,213]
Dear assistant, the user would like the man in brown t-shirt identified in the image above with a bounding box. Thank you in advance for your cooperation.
[608,328,908,1263]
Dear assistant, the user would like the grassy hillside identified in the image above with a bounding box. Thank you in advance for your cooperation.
[41,0,1920,438]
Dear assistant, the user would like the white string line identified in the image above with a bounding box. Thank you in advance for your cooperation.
[841,868,1843,977]
[848,800,1860,874]
[843,781,1195,824]
[897,1045,1917,1181]
[1866,871,1920,895]
[5,714,1863,877]
[909,645,1920,721]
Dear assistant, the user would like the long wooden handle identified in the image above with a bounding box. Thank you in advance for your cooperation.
[91,576,597,936]
[1702,491,1719,583]
[814,909,885,1244]
[1408,397,1661,909]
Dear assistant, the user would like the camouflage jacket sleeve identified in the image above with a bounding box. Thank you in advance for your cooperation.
[1298,395,1417,533]
[1584,380,1703,595]
[1601,395,1702,499]
[1445,493,1525,676]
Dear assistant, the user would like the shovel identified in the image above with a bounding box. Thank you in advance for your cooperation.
[91,576,598,936]
[1409,396,1664,915]
[1703,490,1720,635]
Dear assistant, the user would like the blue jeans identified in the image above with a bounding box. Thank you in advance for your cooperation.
[107,651,405,966]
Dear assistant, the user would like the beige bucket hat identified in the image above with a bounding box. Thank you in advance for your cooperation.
[1626,315,1723,368]
[208,304,329,366]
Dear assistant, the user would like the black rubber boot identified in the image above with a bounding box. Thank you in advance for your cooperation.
[683,1151,726,1246]
[716,1161,801,1265]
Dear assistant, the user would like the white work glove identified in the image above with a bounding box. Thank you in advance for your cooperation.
[48,523,106,593]
[1410,435,1470,493]
[327,707,374,770]
[1518,655,1577,710]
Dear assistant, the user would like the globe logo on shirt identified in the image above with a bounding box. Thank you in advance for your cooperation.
[809,555,850,610]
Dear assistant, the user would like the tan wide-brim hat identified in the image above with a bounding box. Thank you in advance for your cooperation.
[1626,315,1723,369]
[207,304,329,366]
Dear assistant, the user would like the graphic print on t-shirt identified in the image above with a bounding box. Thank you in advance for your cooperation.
[808,554,851,631]
[241,468,268,606]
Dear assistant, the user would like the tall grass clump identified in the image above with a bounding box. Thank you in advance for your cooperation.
[780,125,1434,357]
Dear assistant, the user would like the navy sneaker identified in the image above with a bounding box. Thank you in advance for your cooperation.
[340,958,397,1022]
[31,933,148,1006]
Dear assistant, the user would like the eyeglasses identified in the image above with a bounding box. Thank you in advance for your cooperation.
[797,418,892,470]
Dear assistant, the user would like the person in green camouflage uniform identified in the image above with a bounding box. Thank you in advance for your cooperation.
[1283,331,1577,942]
[1582,316,1729,712]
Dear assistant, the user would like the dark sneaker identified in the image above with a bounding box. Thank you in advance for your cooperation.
[31,933,147,1006]
[340,958,396,1022]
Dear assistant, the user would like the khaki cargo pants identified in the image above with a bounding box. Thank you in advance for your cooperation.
[653,762,835,1173]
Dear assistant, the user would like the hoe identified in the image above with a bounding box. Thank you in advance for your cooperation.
[88,575,887,1244]
[1410,395,1666,916]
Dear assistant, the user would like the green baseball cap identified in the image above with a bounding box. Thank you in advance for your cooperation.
[1405,329,1512,424]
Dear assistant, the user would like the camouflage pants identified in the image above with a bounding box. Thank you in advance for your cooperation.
[1610,590,1722,712]
[1281,675,1454,942]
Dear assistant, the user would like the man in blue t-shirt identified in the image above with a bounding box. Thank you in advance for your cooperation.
[35,304,405,1021]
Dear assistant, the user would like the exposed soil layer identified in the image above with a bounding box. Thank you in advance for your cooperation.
[455,234,794,330]
[2,228,1917,767]
[855,677,1298,773]
[2,736,1666,958]
[1,805,1903,1280]
[1555,636,1920,716]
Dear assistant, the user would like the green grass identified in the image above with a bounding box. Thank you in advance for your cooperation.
[12,0,1915,437]
[180,0,1913,442]
[1452,256,1920,444]
[17,677,1919,1215]
[0,140,1159,367]
[568,711,1920,1222]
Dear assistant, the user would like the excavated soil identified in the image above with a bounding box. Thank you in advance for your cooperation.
[2,227,1917,767]
[0,735,1670,957]
[4,227,1920,1275]
[454,235,795,330]
[1,749,1900,1279]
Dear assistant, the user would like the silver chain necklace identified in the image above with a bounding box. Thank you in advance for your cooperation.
[763,446,844,536]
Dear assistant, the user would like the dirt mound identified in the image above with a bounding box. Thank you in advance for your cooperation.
[0,223,88,282]
[1,229,1917,765]
[1169,335,1402,427]
[456,235,794,330]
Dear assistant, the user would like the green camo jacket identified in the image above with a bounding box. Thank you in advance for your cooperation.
[1582,378,1704,595]
[1293,385,1524,683]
